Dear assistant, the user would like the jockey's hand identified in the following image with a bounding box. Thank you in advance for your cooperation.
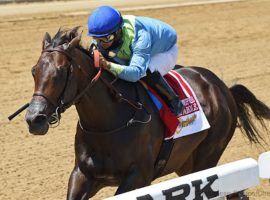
[99,54,111,69]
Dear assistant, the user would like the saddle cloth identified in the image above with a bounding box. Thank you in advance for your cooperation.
[146,70,210,140]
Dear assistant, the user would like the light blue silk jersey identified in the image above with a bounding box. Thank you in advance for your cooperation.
[108,16,177,82]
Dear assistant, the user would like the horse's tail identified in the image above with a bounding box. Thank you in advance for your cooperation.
[230,84,270,144]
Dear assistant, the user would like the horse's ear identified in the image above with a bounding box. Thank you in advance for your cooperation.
[67,35,81,49]
[42,32,51,50]
[67,26,81,40]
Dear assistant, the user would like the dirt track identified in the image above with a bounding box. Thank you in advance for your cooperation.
[1,0,270,199]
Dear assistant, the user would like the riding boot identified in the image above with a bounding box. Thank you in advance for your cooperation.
[142,71,183,116]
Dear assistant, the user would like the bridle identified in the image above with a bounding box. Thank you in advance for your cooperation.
[33,44,151,132]
[33,45,100,126]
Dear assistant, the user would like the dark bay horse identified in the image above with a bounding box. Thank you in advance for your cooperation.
[25,27,270,200]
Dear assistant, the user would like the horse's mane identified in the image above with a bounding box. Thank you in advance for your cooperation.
[51,26,91,57]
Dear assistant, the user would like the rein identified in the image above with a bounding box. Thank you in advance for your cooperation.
[79,75,152,135]
[36,45,151,132]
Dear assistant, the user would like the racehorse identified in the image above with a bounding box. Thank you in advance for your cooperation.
[25,27,270,200]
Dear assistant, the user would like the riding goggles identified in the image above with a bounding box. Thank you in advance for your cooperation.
[93,34,115,44]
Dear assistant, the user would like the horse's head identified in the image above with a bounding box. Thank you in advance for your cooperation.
[25,27,90,135]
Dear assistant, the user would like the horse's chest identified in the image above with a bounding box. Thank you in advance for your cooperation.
[79,154,123,180]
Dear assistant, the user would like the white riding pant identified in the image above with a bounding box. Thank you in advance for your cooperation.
[148,44,178,76]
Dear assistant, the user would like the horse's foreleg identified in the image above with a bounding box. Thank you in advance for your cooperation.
[115,165,153,195]
[67,165,101,200]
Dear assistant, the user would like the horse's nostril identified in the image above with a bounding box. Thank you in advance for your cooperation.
[33,114,47,124]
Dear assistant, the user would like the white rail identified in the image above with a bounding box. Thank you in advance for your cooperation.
[106,152,270,200]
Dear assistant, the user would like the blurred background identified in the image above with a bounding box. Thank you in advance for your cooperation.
[0,0,269,199]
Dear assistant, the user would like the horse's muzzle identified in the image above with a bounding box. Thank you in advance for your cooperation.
[25,101,49,135]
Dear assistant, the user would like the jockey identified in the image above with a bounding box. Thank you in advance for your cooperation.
[87,6,183,116]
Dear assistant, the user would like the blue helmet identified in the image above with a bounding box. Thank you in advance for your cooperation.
[87,6,123,37]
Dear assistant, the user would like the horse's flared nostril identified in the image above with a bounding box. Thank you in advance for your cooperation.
[32,114,47,124]
[26,113,49,135]
[25,101,47,126]
[26,114,34,126]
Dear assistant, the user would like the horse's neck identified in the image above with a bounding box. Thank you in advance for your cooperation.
[73,48,155,133]
[75,69,137,132]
